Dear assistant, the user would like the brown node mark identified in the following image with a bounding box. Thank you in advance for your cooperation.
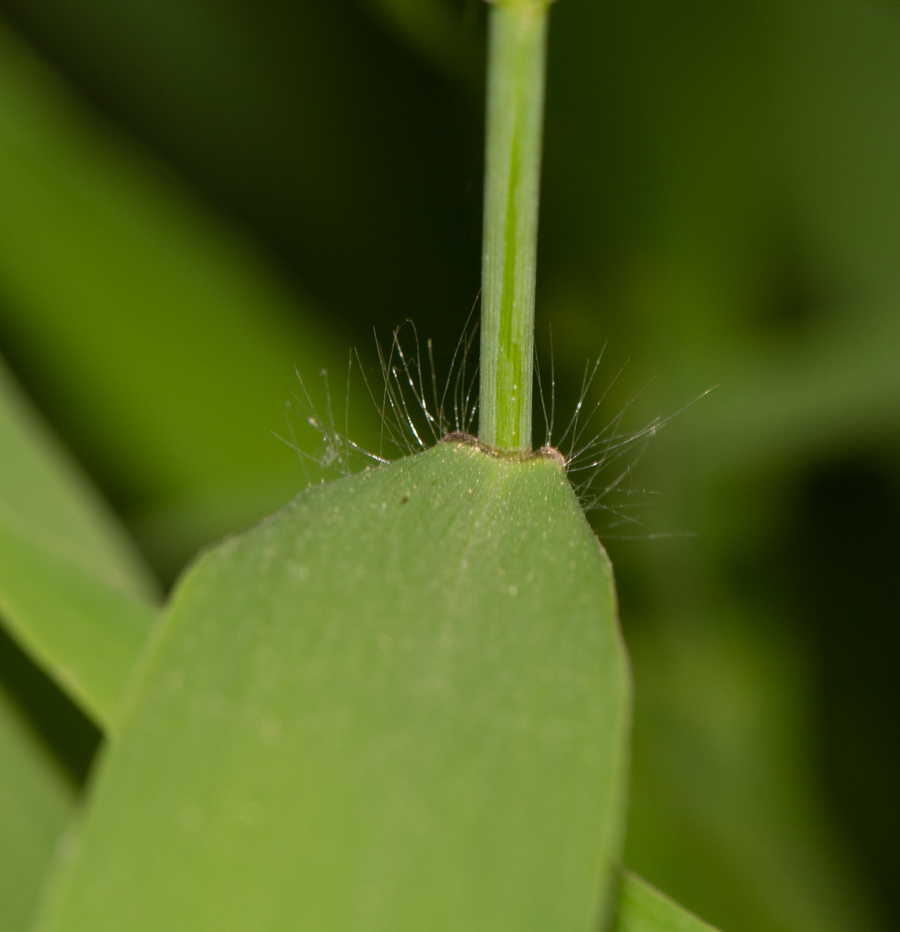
[439,432,566,469]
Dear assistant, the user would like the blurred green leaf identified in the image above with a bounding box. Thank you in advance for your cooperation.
[541,0,900,475]
[0,357,155,600]
[0,680,76,932]
[0,355,156,726]
[0,331,161,925]
[0,513,155,731]
[624,610,881,932]
[0,354,154,926]
[0,0,478,354]
[615,872,719,932]
[0,19,370,533]
[37,443,630,932]
[774,0,900,296]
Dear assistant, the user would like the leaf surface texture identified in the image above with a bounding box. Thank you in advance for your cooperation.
[39,443,630,932]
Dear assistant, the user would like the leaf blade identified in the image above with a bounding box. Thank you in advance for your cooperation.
[0,352,158,729]
[0,675,77,932]
[0,357,156,602]
[615,872,720,932]
[0,352,157,927]
[0,18,373,528]
[0,512,156,731]
[38,443,631,932]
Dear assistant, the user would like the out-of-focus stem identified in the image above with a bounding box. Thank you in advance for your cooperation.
[479,0,551,452]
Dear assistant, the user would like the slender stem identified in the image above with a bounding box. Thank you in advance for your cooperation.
[479,0,550,452]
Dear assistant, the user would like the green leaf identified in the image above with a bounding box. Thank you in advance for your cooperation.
[615,872,720,932]
[0,18,372,529]
[0,357,156,602]
[0,355,156,927]
[624,611,881,932]
[0,1,472,364]
[37,442,630,932]
[0,355,157,728]
[0,513,156,732]
[0,676,77,932]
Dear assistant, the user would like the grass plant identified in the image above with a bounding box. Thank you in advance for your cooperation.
[8,0,891,929]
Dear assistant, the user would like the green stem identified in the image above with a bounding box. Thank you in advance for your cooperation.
[479,0,550,453]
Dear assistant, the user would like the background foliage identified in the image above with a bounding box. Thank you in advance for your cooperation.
[0,0,897,930]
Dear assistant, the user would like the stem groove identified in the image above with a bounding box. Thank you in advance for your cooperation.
[479,0,550,452]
